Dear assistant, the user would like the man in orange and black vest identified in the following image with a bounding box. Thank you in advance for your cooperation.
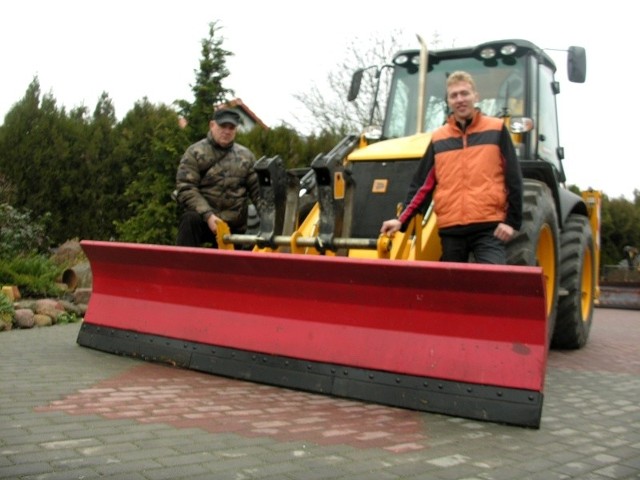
[380,71,523,264]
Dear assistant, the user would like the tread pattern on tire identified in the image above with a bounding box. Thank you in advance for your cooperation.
[553,214,594,349]
[506,179,560,341]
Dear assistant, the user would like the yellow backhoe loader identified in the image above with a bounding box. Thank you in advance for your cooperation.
[78,38,600,428]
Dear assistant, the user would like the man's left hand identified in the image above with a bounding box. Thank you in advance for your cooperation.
[494,223,516,242]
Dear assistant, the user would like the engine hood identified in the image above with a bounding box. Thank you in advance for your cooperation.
[348,133,432,162]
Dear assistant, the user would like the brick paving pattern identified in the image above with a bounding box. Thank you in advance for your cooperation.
[1,307,639,479]
[36,365,429,452]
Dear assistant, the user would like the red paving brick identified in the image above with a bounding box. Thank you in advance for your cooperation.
[34,308,639,454]
[36,363,429,452]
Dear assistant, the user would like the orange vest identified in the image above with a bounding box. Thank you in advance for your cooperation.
[431,112,508,229]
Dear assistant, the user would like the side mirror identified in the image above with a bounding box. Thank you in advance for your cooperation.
[567,46,586,83]
[348,69,364,102]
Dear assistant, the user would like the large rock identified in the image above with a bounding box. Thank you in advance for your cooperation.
[33,314,53,327]
[14,299,37,311]
[1,290,87,333]
[35,298,64,313]
[14,309,35,328]
[73,288,92,305]
[1,285,20,301]
[35,299,65,323]
[50,240,84,266]
[59,299,86,316]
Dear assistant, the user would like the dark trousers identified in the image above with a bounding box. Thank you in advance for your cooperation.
[177,211,218,247]
[440,228,506,264]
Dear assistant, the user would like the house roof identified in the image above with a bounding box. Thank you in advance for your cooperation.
[215,98,269,130]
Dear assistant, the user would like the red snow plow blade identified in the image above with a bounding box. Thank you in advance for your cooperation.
[77,240,548,428]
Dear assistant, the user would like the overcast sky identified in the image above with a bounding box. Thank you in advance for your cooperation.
[0,0,635,199]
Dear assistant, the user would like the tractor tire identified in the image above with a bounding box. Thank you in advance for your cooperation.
[552,214,595,349]
[506,179,560,343]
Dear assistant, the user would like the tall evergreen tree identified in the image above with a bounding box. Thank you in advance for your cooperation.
[0,79,123,244]
[176,21,234,142]
[0,78,44,205]
[86,92,120,238]
[52,105,93,240]
[113,100,188,245]
[0,173,14,204]
[237,125,343,170]
[0,78,79,244]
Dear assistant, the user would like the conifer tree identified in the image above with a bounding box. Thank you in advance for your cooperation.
[176,21,234,142]
[113,100,188,244]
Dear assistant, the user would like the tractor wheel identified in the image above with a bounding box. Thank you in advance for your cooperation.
[507,179,560,343]
[552,214,595,349]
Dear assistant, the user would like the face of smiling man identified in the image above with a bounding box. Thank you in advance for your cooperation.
[446,80,479,124]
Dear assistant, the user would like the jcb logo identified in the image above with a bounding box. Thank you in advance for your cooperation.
[372,179,388,193]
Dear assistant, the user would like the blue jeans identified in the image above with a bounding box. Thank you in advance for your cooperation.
[440,228,506,264]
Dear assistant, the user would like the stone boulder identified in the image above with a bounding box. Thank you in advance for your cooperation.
[14,309,35,328]
[50,240,84,266]
[33,314,53,327]
[35,299,66,323]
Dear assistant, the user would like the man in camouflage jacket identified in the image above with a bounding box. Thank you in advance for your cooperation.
[176,109,261,247]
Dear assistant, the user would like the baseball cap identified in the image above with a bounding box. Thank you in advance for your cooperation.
[212,109,242,126]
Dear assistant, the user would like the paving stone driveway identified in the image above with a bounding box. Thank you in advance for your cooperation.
[1,308,639,479]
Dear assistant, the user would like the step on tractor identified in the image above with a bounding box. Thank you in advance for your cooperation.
[78,38,601,428]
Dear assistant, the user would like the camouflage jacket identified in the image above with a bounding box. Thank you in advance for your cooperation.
[175,132,261,232]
